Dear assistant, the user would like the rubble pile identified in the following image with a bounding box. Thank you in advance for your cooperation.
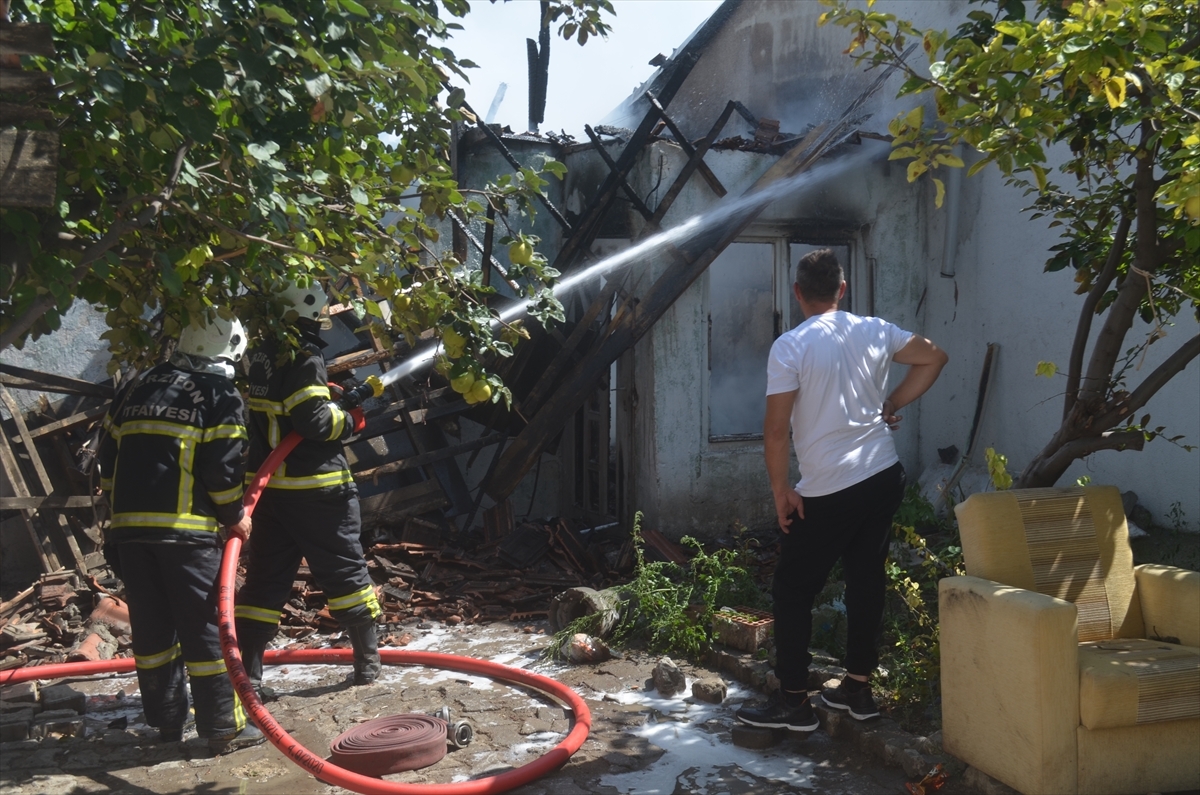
[0,573,130,672]
[269,515,629,649]
[0,510,672,672]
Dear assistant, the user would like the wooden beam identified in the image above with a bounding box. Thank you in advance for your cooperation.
[0,495,97,510]
[326,349,392,375]
[584,125,655,221]
[0,415,59,572]
[0,128,58,208]
[0,364,116,399]
[0,69,54,93]
[548,48,703,277]
[27,405,109,440]
[0,102,53,125]
[0,22,55,57]
[644,91,727,198]
[0,386,88,570]
[648,101,736,227]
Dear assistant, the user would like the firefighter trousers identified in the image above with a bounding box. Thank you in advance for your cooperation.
[235,493,379,644]
[118,541,247,738]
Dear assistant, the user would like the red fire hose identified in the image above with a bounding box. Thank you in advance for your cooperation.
[0,431,592,794]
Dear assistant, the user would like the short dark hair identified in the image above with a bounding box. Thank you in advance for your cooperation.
[795,248,844,303]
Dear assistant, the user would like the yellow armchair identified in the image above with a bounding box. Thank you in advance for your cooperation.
[940,486,1200,795]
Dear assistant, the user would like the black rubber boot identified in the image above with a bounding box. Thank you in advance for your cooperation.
[347,622,381,685]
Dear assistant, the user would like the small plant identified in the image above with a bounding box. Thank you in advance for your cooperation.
[1168,501,1187,533]
[545,512,769,660]
[877,486,964,730]
[985,447,1013,490]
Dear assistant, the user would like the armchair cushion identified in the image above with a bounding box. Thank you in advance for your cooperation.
[955,486,1143,642]
[1078,638,1200,729]
[1135,563,1200,648]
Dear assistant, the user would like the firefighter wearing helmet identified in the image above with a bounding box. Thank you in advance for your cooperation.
[234,278,381,696]
[99,314,265,754]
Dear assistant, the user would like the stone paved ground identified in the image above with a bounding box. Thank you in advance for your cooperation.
[0,621,983,795]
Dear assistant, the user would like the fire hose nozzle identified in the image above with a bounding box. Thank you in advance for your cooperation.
[339,374,384,410]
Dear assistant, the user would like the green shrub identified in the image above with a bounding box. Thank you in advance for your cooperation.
[877,485,964,728]
[547,512,769,660]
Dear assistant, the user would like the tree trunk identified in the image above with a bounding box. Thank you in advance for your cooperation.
[1015,120,1180,488]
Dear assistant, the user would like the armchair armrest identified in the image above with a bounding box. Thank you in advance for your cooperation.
[939,575,1080,795]
[1135,563,1200,647]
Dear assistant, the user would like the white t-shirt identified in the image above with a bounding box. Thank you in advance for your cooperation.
[766,311,913,497]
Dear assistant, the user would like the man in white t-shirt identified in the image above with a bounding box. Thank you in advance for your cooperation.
[736,248,948,732]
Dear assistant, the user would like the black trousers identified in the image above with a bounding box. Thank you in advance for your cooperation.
[235,492,379,642]
[771,462,906,692]
[119,541,246,737]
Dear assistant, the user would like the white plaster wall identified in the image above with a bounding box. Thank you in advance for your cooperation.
[924,161,1200,530]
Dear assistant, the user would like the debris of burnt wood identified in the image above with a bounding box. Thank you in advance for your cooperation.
[259,511,635,649]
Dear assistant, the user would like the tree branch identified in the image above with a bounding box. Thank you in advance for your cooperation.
[1022,429,1147,487]
[0,142,192,352]
[168,203,333,264]
[1093,332,1200,431]
[1064,212,1130,421]
[1076,122,1159,410]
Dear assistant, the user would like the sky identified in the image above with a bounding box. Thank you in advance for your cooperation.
[443,0,725,138]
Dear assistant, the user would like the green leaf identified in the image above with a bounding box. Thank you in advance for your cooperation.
[190,59,226,92]
[53,0,75,19]
[1035,361,1058,378]
[933,177,945,208]
[261,4,297,24]
[123,81,148,110]
[1062,36,1090,54]
[247,140,280,159]
[160,258,184,297]
[1140,31,1167,53]
[340,0,370,16]
[176,106,218,144]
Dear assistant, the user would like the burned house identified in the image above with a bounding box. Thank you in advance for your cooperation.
[2,0,1197,596]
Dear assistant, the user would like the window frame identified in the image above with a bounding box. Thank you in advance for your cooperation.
[705,227,863,445]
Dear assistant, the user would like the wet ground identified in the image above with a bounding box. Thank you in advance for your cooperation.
[0,621,973,795]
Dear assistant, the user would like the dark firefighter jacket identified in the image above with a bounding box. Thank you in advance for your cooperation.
[99,364,248,543]
[244,332,356,500]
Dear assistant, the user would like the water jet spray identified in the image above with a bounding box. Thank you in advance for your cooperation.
[377,143,882,391]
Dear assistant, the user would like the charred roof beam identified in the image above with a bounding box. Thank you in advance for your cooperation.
[644,91,727,198]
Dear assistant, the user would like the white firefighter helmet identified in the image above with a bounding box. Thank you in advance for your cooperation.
[278,278,328,322]
[177,315,248,363]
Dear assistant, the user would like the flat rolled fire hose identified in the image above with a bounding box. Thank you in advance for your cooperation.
[330,714,449,776]
[0,430,592,795]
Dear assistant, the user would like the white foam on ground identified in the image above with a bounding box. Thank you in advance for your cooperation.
[598,683,816,793]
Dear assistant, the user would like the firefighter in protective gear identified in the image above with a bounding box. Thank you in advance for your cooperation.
[99,314,265,754]
[235,280,381,693]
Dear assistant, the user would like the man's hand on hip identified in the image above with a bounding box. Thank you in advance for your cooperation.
[774,488,804,533]
[882,399,902,430]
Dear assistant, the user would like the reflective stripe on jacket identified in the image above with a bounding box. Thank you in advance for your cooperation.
[99,363,247,543]
[244,334,356,499]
